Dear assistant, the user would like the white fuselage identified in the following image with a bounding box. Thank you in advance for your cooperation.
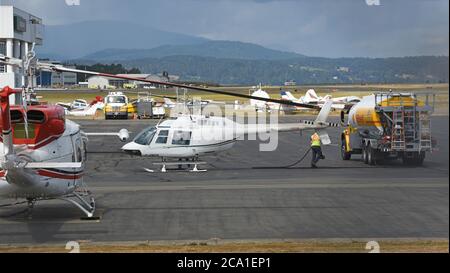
[0,120,86,199]
[122,116,239,158]
[122,115,325,158]
[66,102,100,117]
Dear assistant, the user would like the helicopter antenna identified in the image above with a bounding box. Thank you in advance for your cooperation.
[156,116,164,127]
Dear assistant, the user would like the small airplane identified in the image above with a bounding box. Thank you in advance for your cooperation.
[57,97,105,112]
[57,97,105,117]
[281,89,360,110]
[64,102,101,117]
[250,85,280,112]
[57,99,89,110]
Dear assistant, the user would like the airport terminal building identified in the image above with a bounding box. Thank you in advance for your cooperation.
[0,5,43,90]
[36,60,77,87]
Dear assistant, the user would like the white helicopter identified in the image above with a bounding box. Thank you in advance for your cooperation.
[0,52,129,218]
[121,100,335,167]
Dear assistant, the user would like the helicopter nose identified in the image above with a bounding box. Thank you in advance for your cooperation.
[122,142,142,156]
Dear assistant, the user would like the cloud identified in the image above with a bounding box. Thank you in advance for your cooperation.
[0,0,448,57]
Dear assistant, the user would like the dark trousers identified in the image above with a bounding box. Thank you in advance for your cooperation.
[311,146,323,165]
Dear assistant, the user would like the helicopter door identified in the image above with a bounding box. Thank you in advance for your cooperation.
[172,131,192,146]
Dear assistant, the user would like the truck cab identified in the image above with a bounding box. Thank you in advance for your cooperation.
[104,92,129,120]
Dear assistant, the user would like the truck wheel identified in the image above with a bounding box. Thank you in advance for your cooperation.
[416,152,425,166]
[362,145,368,164]
[368,146,376,166]
[405,152,425,166]
[341,138,351,160]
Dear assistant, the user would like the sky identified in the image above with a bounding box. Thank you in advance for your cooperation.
[1,0,448,58]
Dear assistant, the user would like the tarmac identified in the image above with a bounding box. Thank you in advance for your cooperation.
[0,116,448,245]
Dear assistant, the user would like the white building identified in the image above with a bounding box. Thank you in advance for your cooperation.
[87,73,176,89]
[284,80,297,86]
[0,5,43,103]
[87,75,126,89]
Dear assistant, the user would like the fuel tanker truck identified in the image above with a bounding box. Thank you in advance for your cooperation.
[341,92,435,166]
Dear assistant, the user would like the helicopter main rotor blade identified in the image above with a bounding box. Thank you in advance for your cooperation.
[44,64,321,110]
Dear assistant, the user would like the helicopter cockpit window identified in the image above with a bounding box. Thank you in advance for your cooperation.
[155,130,169,144]
[134,127,157,145]
[172,131,192,146]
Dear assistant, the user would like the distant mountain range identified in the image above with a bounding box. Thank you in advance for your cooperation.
[117,55,449,85]
[82,41,305,61]
[37,20,207,60]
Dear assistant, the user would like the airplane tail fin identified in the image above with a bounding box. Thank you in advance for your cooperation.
[280,91,297,101]
[305,89,319,102]
[323,94,332,101]
[86,104,99,116]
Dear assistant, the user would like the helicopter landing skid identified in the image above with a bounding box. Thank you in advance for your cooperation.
[56,183,97,219]
[58,191,96,219]
[2,191,96,220]
[150,161,208,173]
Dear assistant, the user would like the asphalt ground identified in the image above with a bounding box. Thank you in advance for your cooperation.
[0,116,448,245]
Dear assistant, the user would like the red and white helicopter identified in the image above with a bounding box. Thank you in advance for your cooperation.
[0,52,129,218]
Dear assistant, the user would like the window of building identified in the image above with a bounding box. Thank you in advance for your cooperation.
[0,41,6,73]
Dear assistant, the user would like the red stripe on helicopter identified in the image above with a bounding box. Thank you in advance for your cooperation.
[37,169,84,180]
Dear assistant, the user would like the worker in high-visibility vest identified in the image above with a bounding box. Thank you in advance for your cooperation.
[311,132,325,168]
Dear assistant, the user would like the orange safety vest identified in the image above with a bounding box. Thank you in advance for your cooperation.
[311,133,321,147]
